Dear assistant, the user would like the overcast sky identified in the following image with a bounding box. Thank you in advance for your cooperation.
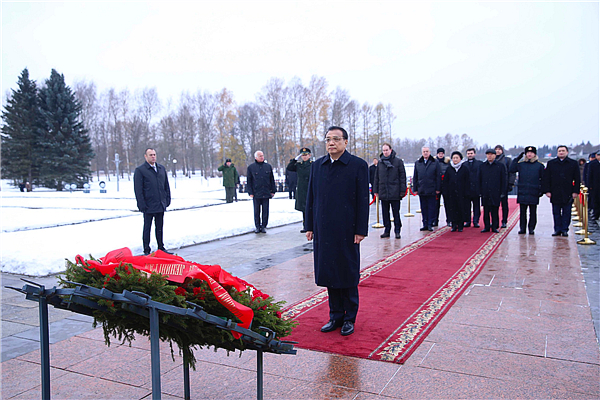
[2,1,599,148]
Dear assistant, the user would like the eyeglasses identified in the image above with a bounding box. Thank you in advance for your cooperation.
[324,136,345,143]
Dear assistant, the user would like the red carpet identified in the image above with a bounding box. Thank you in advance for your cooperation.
[283,199,519,363]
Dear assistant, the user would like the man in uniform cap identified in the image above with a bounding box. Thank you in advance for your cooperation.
[509,146,545,234]
[287,147,313,232]
[217,158,239,203]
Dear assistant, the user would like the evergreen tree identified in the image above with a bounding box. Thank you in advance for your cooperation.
[38,69,94,190]
[1,68,44,188]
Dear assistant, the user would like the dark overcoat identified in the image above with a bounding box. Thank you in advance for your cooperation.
[412,156,441,196]
[134,162,171,214]
[246,161,276,199]
[479,160,507,206]
[373,150,407,201]
[464,159,483,198]
[441,163,470,223]
[542,157,580,205]
[496,153,516,193]
[305,150,370,289]
[217,163,239,187]
[286,158,312,212]
[588,159,600,207]
[509,156,545,205]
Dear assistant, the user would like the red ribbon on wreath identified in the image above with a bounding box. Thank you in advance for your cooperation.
[75,247,266,339]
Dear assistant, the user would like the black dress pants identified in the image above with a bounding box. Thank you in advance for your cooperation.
[482,205,499,230]
[143,212,165,253]
[500,195,509,224]
[419,195,437,228]
[519,204,537,233]
[327,286,359,323]
[465,196,481,225]
[253,197,270,229]
[381,199,402,233]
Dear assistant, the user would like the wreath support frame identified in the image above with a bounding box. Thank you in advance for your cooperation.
[8,280,296,400]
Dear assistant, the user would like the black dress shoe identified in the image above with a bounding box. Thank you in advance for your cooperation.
[340,321,355,336]
[255,228,261,233]
[260,227,267,233]
[158,248,173,254]
[419,226,429,231]
[481,228,490,233]
[561,232,568,237]
[518,230,526,234]
[432,222,438,227]
[300,229,307,233]
[464,223,471,228]
[473,224,480,228]
[529,231,535,235]
[321,320,342,333]
[492,229,500,233]
[395,232,401,239]
[427,226,434,231]
[143,250,151,256]
[451,227,457,232]
[551,232,561,236]
[457,228,463,232]
[501,223,507,229]
[380,231,390,238]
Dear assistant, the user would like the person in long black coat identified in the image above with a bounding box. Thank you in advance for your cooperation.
[542,146,580,236]
[286,147,313,232]
[479,149,507,233]
[247,150,276,233]
[368,158,378,200]
[305,126,369,337]
[585,152,600,220]
[441,151,470,232]
[133,148,171,255]
[434,148,450,227]
[412,147,441,231]
[464,148,483,227]
[494,145,516,228]
[373,143,407,239]
[509,146,545,235]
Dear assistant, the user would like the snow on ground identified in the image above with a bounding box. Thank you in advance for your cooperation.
[1,174,302,276]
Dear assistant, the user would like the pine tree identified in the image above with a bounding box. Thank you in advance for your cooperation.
[1,68,44,188]
[38,69,94,190]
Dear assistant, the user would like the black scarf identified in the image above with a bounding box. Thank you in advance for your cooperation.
[381,150,396,168]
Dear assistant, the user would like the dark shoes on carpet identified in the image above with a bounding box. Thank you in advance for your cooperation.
[380,232,390,238]
[341,321,355,336]
[481,228,490,233]
[492,229,500,233]
[321,320,343,333]
[473,224,480,228]
[501,223,507,228]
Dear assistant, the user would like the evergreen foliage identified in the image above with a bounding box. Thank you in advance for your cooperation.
[1,68,44,186]
[38,69,94,190]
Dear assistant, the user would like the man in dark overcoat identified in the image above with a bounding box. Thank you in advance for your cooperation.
[542,145,580,236]
[373,142,407,239]
[588,152,600,221]
[509,146,545,235]
[495,145,516,228]
[412,146,441,231]
[434,148,450,227]
[286,147,313,232]
[247,150,276,233]
[134,148,172,255]
[464,148,483,227]
[479,149,507,233]
[305,126,369,337]
[369,158,378,200]
[285,168,297,199]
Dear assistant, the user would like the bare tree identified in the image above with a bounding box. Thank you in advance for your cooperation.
[73,80,100,180]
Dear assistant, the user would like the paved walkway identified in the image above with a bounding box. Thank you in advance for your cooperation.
[2,197,599,399]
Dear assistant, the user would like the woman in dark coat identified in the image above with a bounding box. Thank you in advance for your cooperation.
[509,146,545,234]
[441,151,470,232]
[286,147,313,232]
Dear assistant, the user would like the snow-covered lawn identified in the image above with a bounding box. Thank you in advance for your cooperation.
[1,174,302,276]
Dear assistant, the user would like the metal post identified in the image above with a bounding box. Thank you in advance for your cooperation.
[257,350,263,400]
[404,182,414,217]
[577,187,596,245]
[372,194,384,228]
[183,350,190,400]
[39,287,51,400]
[149,307,162,400]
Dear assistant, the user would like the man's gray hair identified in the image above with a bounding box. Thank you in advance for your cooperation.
[421,146,430,152]
[254,150,263,159]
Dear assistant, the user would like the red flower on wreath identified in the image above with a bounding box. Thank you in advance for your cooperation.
[193,287,206,300]
[276,311,282,319]
[175,287,187,296]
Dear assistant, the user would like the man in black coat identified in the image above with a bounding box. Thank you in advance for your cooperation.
[434,148,450,227]
[495,145,516,228]
[582,153,596,187]
[373,142,407,239]
[413,146,441,231]
[586,152,600,221]
[247,150,276,233]
[285,168,297,200]
[306,126,369,337]
[509,146,545,234]
[542,145,580,236]
[286,147,313,232]
[369,158,378,200]
[134,148,172,255]
[479,149,507,233]
[464,148,483,227]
